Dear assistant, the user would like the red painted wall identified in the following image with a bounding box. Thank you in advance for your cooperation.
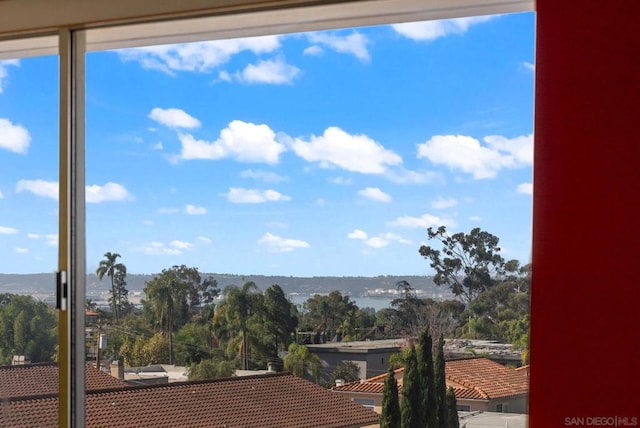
[531,0,640,425]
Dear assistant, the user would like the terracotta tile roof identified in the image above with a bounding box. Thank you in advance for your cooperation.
[0,363,127,399]
[333,358,528,401]
[2,372,379,428]
[445,358,528,400]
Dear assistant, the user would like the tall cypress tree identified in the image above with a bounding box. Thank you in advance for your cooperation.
[446,387,459,428]
[400,346,422,428]
[380,367,401,428]
[418,328,437,428]
[435,334,448,428]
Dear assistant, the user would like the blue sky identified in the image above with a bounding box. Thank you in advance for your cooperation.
[0,12,534,276]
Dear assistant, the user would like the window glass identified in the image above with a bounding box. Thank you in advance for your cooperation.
[0,51,59,386]
[83,9,533,422]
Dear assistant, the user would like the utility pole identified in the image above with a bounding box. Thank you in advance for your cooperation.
[95,324,101,370]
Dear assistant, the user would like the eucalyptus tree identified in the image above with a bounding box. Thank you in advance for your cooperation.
[143,267,191,364]
[261,284,298,353]
[419,226,505,303]
[96,252,128,322]
[301,290,358,342]
[219,281,259,370]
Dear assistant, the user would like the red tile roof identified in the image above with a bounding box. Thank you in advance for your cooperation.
[2,371,379,428]
[333,357,528,401]
[0,363,128,399]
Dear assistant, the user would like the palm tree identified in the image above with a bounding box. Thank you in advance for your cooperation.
[221,281,258,370]
[96,252,126,322]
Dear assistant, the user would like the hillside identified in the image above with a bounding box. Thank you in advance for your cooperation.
[0,272,443,298]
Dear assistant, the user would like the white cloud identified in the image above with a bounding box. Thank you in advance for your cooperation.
[517,182,533,195]
[46,234,58,246]
[16,179,131,203]
[178,120,286,164]
[0,59,20,94]
[171,240,194,250]
[348,229,368,240]
[0,188,3,198]
[149,108,201,129]
[0,118,31,154]
[484,134,533,165]
[384,168,442,185]
[303,45,323,56]
[258,232,310,253]
[390,213,455,229]
[392,16,495,41]
[0,226,19,234]
[218,70,232,82]
[469,216,482,222]
[306,31,370,62]
[292,127,402,174]
[365,236,389,248]
[223,187,291,204]
[14,247,29,254]
[358,187,391,203]
[16,179,58,199]
[240,169,287,183]
[185,204,207,215]
[27,233,41,239]
[152,142,164,151]
[432,197,457,209]
[417,134,533,179]
[117,35,282,75]
[86,182,132,203]
[157,207,180,214]
[238,58,301,85]
[136,241,182,255]
[380,232,413,245]
[348,229,411,248]
[315,198,326,206]
[522,62,535,71]
[198,236,212,244]
[329,177,352,185]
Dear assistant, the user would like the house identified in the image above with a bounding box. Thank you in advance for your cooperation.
[306,338,405,383]
[0,363,380,427]
[0,362,129,400]
[332,357,529,414]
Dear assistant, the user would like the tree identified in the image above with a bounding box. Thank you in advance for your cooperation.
[419,226,505,303]
[219,281,259,370]
[261,284,298,354]
[400,346,422,428]
[301,291,358,343]
[380,367,401,428]
[143,267,191,364]
[173,321,212,366]
[284,343,321,384]
[329,361,360,387]
[434,335,448,428]
[417,329,437,428]
[188,358,236,380]
[96,252,128,322]
[446,387,460,428]
[0,294,57,364]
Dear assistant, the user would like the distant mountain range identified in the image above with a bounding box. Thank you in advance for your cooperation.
[0,272,446,299]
